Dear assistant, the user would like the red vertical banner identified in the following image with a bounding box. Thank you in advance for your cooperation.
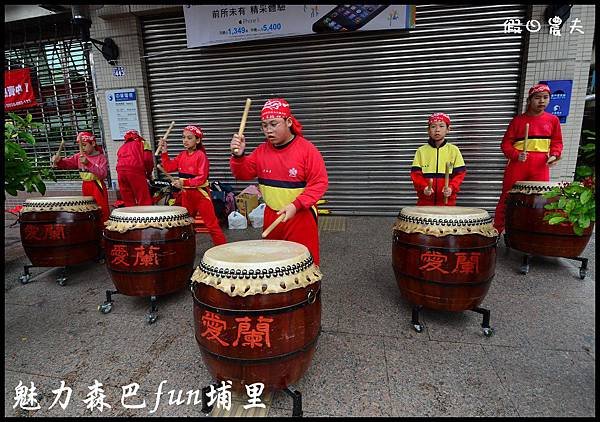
[4,68,38,111]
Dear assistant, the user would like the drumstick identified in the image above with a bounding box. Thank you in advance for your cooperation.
[155,121,176,156]
[233,98,252,155]
[78,135,86,170]
[156,164,176,182]
[444,162,451,205]
[56,140,65,157]
[262,213,285,238]
[523,123,529,160]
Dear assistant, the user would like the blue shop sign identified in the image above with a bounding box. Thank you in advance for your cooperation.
[540,79,572,123]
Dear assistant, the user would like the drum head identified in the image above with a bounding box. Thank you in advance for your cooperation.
[510,181,561,194]
[105,206,193,233]
[21,196,98,213]
[394,206,497,237]
[192,240,322,297]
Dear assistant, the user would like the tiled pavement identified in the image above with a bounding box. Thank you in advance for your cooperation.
[4,212,595,417]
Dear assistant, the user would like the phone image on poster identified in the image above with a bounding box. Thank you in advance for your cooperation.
[312,5,388,33]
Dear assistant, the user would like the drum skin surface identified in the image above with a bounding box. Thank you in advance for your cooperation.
[19,197,101,267]
[392,206,498,312]
[103,206,196,297]
[191,240,322,392]
[506,182,594,258]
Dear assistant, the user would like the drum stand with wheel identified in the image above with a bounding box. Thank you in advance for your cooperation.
[410,304,494,337]
[200,382,303,417]
[98,289,160,324]
[19,264,69,286]
[518,253,589,280]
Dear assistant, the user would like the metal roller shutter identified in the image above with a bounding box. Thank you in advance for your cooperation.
[142,4,527,215]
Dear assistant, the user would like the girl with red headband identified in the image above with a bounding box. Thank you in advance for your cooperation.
[157,125,227,246]
[229,98,328,266]
[410,113,466,206]
[52,131,110,223]
[116,129,154,207]
[493,83,563,234]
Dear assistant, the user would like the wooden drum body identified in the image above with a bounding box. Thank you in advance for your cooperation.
[191,240,322,392]
[19,196,101,267]
[103,206,195,296]
[392,206,498,312]
[506,181,594,258]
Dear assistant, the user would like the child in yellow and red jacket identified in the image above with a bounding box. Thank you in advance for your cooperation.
[410,113,466,206]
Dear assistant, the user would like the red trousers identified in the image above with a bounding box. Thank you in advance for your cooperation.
[82,180,110,223]
[263,206,320,266]
[117,170,152,207]
[182,189,227,246]
[494,152,550,233]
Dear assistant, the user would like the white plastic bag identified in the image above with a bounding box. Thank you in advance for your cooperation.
[228,211,247,229]
[248,203,266,228]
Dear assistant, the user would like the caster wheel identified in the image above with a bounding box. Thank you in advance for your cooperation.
[57,277,67,286]
[519,265,529,275]
[19,274,31,284]
[483,327,494,337]
[98,302,113,314]
[146,313,158,324]
[97,258,106,264]
[579,269,587,280]
[413,324,423,333]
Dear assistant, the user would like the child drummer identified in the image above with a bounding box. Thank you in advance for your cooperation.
[410,112,466,206]
[52,131,110,223]
[493,83,563,234]
[229,98,329,266]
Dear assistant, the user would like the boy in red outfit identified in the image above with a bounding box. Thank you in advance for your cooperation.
[410,113,466,206]
[52,131,110,223]
[116,129,154,207]
[493,83,563,234]
[157,125,227,246]
[229,98,329,266]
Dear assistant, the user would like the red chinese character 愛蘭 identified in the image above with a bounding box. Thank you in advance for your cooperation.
[451,252,481,274]
[418,251,449,274]
[133,245,160,267]
[110,244,129,266]
[23,225,41,241]
[232,316,273,349]
[42,224,65,240]
[201,311,229,346]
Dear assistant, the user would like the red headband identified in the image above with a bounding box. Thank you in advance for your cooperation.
[124,129,142,142]
[528,84,551,97]
[183,125,203,140]
[261,98,303,136]
[77,131,96,144]
[428,112,451,127]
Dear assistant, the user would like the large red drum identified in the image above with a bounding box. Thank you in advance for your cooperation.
[19,196,101,267]
[392,206,498,312]
[506,181,594,258]
[103,206,195,296]
[191,240,322,393]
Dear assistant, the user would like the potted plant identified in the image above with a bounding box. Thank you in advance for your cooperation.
[542,175,595,236]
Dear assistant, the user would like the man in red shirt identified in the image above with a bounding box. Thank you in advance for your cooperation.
[493,83,563,234]
[229,98,328,266]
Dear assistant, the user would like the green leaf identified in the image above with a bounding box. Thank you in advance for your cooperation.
[26,113,32,123]
[548,216,568,225]
[579,216,590,228]
[573,225,584,236]
[580,190,592,204]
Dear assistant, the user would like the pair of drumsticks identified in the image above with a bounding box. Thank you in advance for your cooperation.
[521,123,558,165]
[426,162,453,205]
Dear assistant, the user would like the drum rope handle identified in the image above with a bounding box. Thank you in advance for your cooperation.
[190,284,321,315]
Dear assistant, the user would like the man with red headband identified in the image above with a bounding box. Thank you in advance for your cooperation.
[411,112,466,206]
[116,129,154,207]
[229,98,328,266]
[493,83,563,234]
[158,125,227,246]
[52,131,110,223]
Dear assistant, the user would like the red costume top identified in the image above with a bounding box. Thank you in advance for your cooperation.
[160,149,210,189]
[501,111,563,161]
[117,138,153,177]
[55,151,108,182]
[230,135,328,212]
